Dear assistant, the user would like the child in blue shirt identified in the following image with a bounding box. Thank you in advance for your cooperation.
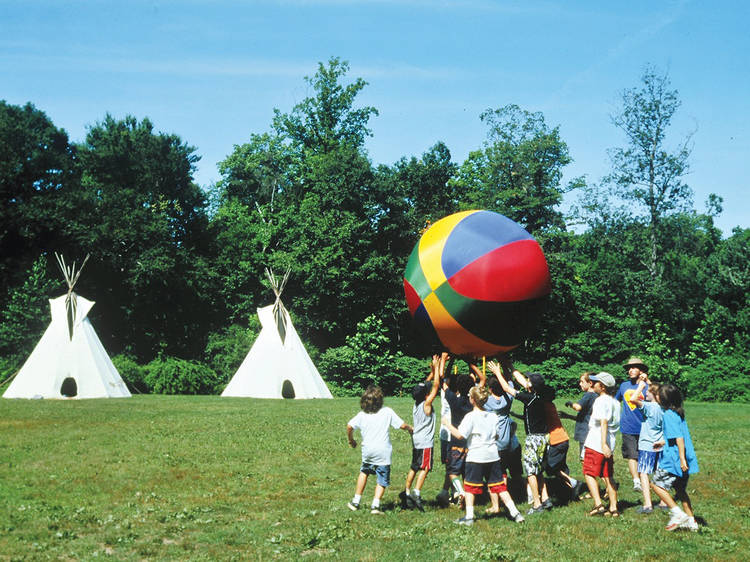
[630,374,663,513]
[650,383,699,531]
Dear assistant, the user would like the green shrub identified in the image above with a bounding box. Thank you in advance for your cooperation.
[203,321,259,384]
[111,354,148,394]
[679,350,750,402]
[144,356,220,395]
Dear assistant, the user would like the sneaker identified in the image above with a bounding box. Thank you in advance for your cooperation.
[541,499,553,510]
[410,491,425,512]
[633,480,642,492]
[347,501,360,511]
[512,512,525,523]
[455,516,474,526]
[370,507,385,515]
[681,517,699,532]
[526,505,545,515]
[436,489,451,508]
[398,490,415,510]
[636,506,653,514]
[666,511,690,531]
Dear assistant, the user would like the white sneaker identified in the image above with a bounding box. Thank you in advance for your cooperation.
[633,480,642,492]
[513,512,525,523]
[666,511,690,531]
[681,517,699,531]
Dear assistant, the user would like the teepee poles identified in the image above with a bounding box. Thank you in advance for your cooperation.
[265,267,291,344]
[54,253,90,340]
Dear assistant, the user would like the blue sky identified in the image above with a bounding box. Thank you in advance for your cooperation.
[3,0,748,235]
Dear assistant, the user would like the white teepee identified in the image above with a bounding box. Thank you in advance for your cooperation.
[222,269,332,399]
[3,254,131,400]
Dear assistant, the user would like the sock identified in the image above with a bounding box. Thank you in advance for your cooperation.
[569,478,578,488]
[353,494,362,505]
[465,504,474,519]
[372,498,380,509]
[404,487,410,494]
[507,505,520,518]
[451,477,464,496]
[671,506,685,517]
[413,489,421,497]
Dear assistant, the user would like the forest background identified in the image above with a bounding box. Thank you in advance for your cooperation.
[1,58,748,401]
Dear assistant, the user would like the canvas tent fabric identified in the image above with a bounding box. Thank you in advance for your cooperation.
[221,304,333,399]
[3,293,131,399]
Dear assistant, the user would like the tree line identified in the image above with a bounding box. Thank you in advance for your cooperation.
[1,58,747,400]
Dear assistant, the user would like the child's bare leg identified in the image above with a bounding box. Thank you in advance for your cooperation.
[627,458,638,481]
[415,469,428,491]
[585,474,602,506]
[527,474,542,507]
[603,477,618,511]
[650,483,677,509]
[464,491,475,519]
[373,484,386,502]
[639,472,652,507]
[405,469,416,491]
[557,470,575,488]
[488,491,500,513]
[540,480,550,503]
[355,472,368,496]
[499,490,520,517]
[676,489,694,517]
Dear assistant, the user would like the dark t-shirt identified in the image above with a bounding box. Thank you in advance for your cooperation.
[515,391,547,435]
[574,391,597,443]
[444,388,473,447]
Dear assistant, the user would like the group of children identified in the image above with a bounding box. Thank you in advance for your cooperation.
[345,354,700,532]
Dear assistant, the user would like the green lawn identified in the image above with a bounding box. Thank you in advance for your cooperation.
[1,396,748,560]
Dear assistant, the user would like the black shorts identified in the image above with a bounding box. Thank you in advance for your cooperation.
[543,441,569,476]
[621,433,639,460]
[499,445,523,479]
[464,460,506,495]
[446,446,467,476]
[410,447,433,472]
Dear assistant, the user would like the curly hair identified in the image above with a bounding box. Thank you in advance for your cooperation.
[360,384,384,414]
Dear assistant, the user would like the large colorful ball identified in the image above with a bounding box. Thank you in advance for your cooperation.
[403,210,551,356]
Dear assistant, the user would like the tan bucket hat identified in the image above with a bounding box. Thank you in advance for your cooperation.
[623,356,648,372]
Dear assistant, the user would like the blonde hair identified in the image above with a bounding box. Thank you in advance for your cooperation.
[469,385,489,408]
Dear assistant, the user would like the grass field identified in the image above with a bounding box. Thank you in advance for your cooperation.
[1,395,749,561]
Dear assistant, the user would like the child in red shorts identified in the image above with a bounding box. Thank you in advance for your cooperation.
[582,372,621,517]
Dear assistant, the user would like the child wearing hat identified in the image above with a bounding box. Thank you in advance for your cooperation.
[617,357,649,491]
[583,372,621,517]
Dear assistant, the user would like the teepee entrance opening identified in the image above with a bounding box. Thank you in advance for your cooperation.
[281,379,296,399]
[60,377,78,397]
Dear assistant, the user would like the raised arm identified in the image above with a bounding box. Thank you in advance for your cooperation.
[468,362,486,389]
[630,373,648,408]
[488,360,517,397]
[423,354,444,414]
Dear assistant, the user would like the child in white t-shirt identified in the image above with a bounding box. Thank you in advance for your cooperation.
[347,385,413,514]
[582,372,621,517]
[442,385,524,525]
